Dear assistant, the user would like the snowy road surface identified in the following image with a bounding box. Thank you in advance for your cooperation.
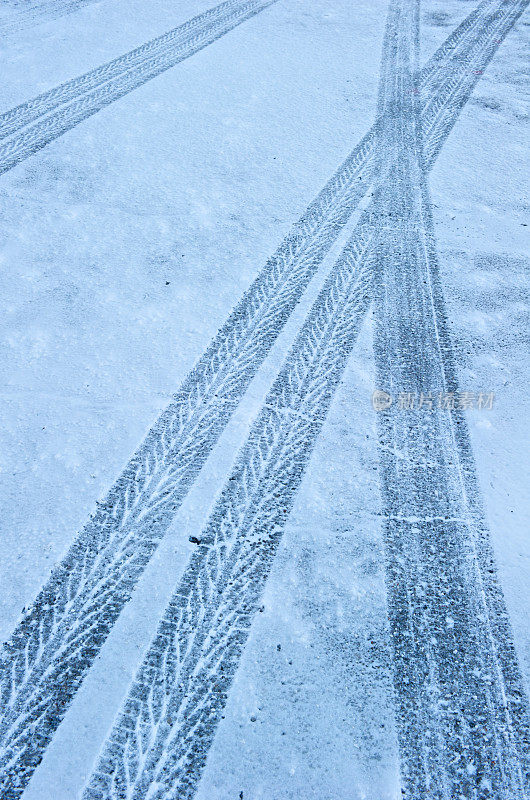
[0,0,529,797]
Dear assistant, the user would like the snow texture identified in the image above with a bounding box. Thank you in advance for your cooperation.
[0,0,528,797]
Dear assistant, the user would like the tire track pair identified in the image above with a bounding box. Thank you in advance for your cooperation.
[372,0,530,796]
[0,4,518,797]
[0,0,98,36]
[0,0,278,174]
[83,176,376,800]
[0,0,264,137]
[81,2,529,797]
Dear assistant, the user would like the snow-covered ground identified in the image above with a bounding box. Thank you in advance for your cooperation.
[0,0,528,797]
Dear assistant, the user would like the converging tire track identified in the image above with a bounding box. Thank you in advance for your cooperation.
[0,3,521,797]
[372,0,530,796]
[83,187,376,800]
[80,2,529,797]
[0,0,278,174]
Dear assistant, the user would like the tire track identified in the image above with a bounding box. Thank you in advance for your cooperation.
[0,0,99,36]
[81,3,529,798]
[0,4,515,796]
[0,0,278,174]
[0,0,264,137]
[372,0,530,796]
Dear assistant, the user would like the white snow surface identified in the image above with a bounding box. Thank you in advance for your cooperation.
[0,0,528,797]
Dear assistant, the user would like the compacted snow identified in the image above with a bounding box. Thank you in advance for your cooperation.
[0,0,528,798]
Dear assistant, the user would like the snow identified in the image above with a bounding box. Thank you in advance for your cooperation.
[0,0,528,797]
